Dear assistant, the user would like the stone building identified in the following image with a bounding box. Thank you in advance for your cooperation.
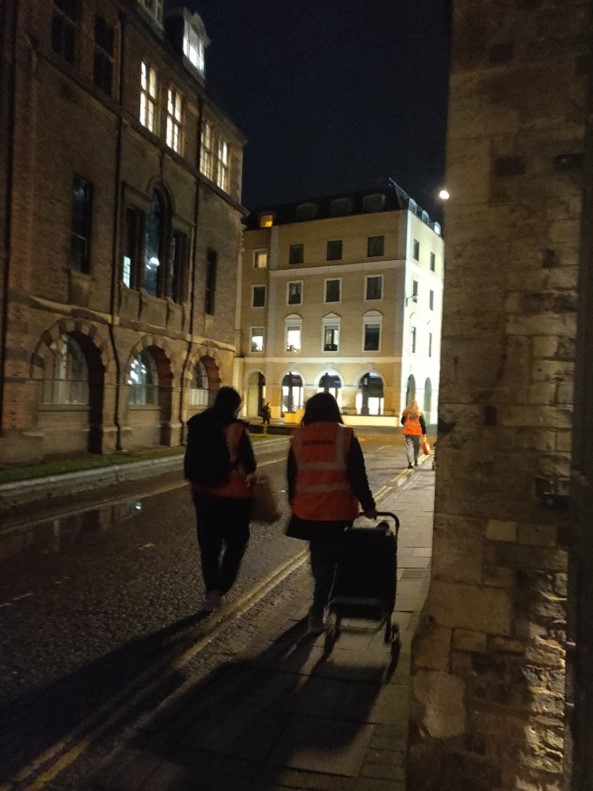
[0,0,245,463]
[408,1,593,790]
[237,184,444,425]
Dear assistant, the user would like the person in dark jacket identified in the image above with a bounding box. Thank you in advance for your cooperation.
[400,400,427,468]
[286,392,377,633]
[185,387,256,613]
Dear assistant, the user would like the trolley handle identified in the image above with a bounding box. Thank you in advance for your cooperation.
[356,510,400,533]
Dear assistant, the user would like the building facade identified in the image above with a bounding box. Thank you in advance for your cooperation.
[237,185,444,426]
[0,0,245,463]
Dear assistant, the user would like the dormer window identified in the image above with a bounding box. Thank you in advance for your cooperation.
[183,16,209,76]
[329,197,353,217]
[295,203,318,222]
[139,0,163,26]
[259,213,274,228]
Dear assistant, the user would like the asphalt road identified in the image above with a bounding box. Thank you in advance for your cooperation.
[0,429,409,788]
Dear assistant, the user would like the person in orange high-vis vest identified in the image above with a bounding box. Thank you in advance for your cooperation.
[185,387,256,613]
[286,393,377,634]
[401,400,427,469]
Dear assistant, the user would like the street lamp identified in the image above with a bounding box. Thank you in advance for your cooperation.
[438,188,450,201]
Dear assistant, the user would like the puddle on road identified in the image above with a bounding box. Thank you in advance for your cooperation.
[0,499,143,562]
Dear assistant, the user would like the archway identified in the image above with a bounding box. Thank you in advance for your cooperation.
[357,372,384,416]
[424,378,432,419]
[318,372,342,407]
[246,371,265,418]
[281,371,303,414]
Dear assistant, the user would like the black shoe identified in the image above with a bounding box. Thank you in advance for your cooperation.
[414,460,418,467]
[407,463,413,469]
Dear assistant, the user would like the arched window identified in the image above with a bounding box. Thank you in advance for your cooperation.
[282,371,303,413]
[406,374,416,406]
[128,350,159,405]
[424,378,433,417]
[42,334,89,405]
[357,372,384,416]
[143,190,165,296]
[189,360,210,407]
[319,372,342,406]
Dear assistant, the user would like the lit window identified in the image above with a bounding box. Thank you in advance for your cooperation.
[367,235,384,257]
[189,360,210,407]
[250,327,264,352]
[322,314,340,351]
[42,334,89,405]
[140,61,157,132]
[166,87,183,154]
[253,249,268,268]
[216,138,229,191]
[200,121,213,180]
[259,214,274,228]
[128,350,159,405]
[286,322,301,352]
[288,282,302,305]
[252,285,266,307]
[365,275,383,301]
[325,279,341,303]
[183,24,205,74]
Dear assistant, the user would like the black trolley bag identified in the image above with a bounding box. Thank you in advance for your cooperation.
[325,512,400,656]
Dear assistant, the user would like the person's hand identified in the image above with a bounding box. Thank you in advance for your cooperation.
[364,507,378,520]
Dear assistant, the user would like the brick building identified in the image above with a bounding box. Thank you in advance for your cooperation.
[0,0,245,463]
[408,2,593,790]
[237,184,444,425]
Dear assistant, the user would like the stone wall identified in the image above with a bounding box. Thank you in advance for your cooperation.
[408,1,587,789]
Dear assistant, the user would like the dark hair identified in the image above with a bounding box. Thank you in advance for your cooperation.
[213,386,242,417]
[302,392,343,425]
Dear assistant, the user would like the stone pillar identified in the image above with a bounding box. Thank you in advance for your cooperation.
[407,2,587,789]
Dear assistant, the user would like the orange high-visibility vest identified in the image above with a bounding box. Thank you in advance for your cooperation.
[199,422,252,499]
[291,422,358,521]
[402,416,422,436]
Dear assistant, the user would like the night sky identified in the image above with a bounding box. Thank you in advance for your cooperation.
[184,0,450,219]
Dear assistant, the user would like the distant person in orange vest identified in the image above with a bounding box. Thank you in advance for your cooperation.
[401,400,427,469]
[286,392,377,634]
[184,387,256,613]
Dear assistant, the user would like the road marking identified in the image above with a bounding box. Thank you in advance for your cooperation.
[2,456,412,791]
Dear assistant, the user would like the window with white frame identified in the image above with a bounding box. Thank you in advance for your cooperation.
[325,279,341,303]
[322,314,341,352]
[189,360,209,407]
[413,239,420,260]
[253,249,268,268]
[287,281,302,305]
[411,279,419,303]
[429,289,434,310]
[128,350,159,405]
[183,23,206,75]
[363,311,382,352]
[139,0,163,24]
[200,121,213,180]
[411,325,417,353]
[139,61,157,132]
[252,285,266,307]
[430,251,436,271]
[216,137,229,191]
[365,275,383,301]
[250,327,264,353]
[285,315,302,352]
[166,87,183,153]
[289,244,304,264]
[428,331,433,357]
[41,334,89,405]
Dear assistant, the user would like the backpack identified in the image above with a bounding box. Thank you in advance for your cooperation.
[184,411,241,487]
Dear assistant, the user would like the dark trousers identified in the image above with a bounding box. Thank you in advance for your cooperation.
[192,494,252,595]
[309,525,347,616]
